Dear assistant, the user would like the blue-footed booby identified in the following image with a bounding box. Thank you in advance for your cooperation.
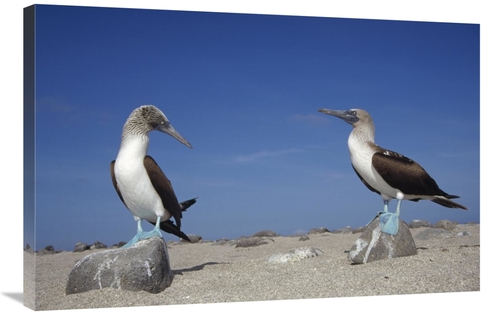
[111,105,195,247]
[318,108,467,235]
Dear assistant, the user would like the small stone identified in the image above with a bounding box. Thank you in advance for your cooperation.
[181,234,202,243]
[348,215,417,264]
[234,237,268,248]
[90,241,107,250]
[308,227,330,234]
[252,230,278,237]
[331,226,353,234]
[268,247,323,263]
[434,220,457,230]
[298,235,310,241]
[66,237,173,295]
[408,219,432,228]
[36,248,55,256]
[73,242,90,253]
[212,238,232,246]
[414,228,453,240]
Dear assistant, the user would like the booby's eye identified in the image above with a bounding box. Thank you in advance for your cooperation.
[160,121,165,125]
[349,110,357,116]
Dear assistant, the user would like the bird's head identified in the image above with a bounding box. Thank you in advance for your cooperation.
[125,105,192,148]
[318,108,373,128]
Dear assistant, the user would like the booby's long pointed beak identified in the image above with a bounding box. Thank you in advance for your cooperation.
[318,108,359,125]
[157,123,193,149]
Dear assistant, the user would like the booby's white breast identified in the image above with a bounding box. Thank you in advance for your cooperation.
[114,136,169,222]
[348,133,401,200]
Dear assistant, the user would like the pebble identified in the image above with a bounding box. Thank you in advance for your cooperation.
[268,247,323,263]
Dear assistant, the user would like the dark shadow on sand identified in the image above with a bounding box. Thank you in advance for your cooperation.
[173,262,228,275]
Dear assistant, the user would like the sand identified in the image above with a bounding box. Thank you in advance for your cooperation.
[24,224,480,311]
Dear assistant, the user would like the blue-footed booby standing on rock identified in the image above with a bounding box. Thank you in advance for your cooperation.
[318,108,467,235]
[111,105,195,247]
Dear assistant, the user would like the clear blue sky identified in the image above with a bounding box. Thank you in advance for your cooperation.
[28,5,479,251]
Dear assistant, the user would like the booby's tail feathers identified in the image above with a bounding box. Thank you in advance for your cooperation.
[432,196,468,210]
[179,197,198,211]
[152,219,192,242]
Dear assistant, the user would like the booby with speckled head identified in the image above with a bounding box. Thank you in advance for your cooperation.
[318,108,467,235]
[111,105,196,247]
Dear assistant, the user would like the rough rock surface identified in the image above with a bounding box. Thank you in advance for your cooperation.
[66,237,173,295]
[348,215,417,264]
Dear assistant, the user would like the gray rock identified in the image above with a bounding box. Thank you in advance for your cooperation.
[268,247,323,263]
[408,219,432,228]
[308,227,330,234]
[252,230,278,237]
[433,220,457,230]
[181,234,202,243]
[73,242,90,252]
[36,248,55,256]
[212,238,233,246]
[414,228,453,240]
[110,242,127,248]
[331,226,353,234]
[234,237,268,248]
[90,241,107,250]
[37,245,56,256]
[66,237,173,295]
[348,216,417,264]
[298,235,310,241]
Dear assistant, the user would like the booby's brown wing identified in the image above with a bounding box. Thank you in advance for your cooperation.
[110,160,126,205]
[371,148,446,197]
[352,164,381,195]
[143,155,183,228]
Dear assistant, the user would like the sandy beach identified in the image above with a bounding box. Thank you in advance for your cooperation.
[24,223,479,311]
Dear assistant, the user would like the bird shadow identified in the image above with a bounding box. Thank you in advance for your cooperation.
[2,292,24,305]
[173,261,228,275]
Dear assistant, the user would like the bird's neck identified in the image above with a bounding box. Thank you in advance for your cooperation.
[117,133,149,161]
[348,125,376,155]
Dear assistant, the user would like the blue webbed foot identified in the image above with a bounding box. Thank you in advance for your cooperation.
[122,231,147,248]
[122,216,163,248]
[378,212,399,235]
[140,227,162,240]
